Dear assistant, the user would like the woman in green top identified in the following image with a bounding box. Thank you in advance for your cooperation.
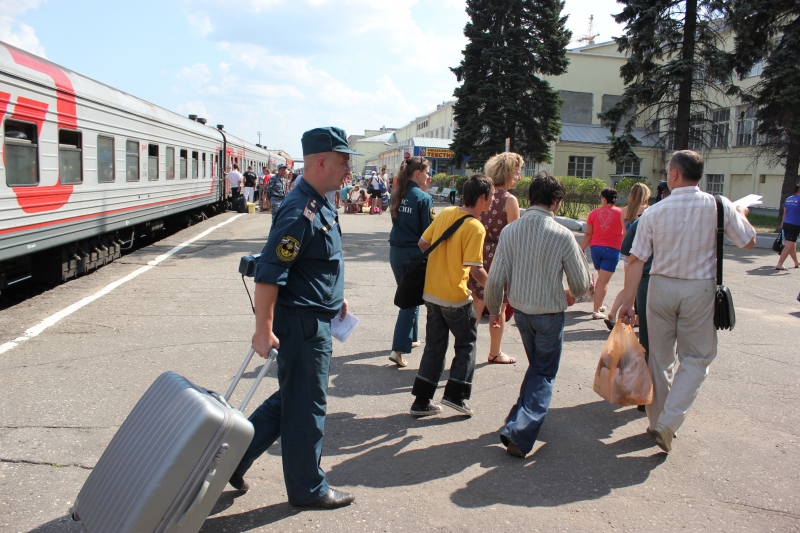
[388,157,434,367]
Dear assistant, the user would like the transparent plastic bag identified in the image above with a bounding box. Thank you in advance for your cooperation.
[575,273,595,303]
[592,321,653,406]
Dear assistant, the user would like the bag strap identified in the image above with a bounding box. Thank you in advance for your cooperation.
[423,214,474,259]
[715,195,724,286]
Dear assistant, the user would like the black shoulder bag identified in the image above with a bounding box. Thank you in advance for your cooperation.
[714,195,736,331]
[394,214,474,309]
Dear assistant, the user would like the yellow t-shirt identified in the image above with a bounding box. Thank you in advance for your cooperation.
[420,206,486,306]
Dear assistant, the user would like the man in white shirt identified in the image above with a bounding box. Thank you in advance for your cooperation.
[226,164,243,199]
[618,150,756,453]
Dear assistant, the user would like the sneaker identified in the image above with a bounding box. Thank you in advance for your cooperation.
[411,341,421,348]
[505,440,526,458]
[389,351,408,367]
[651,424,674,453]
[441,397,474,416]
[410,401,442,417]
[228,473,249,492]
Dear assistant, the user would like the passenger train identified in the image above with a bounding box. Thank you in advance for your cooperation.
[0,41,288,291]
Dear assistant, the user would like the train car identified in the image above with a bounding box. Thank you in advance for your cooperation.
[0,41,273,290]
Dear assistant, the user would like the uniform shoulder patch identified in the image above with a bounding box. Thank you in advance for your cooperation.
[303,198,318,222]
[276,236,301,262]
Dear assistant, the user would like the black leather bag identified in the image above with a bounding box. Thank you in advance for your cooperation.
[394,214,473,309]
[714,196,736,331]
[772,231,785,254]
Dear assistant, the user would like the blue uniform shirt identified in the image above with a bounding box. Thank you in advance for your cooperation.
[255,179,344,319]
[389,181,435,247]
[783,194,800,226]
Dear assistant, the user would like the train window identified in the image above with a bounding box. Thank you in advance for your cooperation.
[59,130,82,185]
[166,147,175,180]
[4,120,39,186]
[97,136,115,183]
[148,144,159,181]
[180,149,187,179]
[126,140,139,182]
[191,151,198,179]
[202,153,207,178]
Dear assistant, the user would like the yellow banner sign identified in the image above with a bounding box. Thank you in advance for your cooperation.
[419,147,454,159]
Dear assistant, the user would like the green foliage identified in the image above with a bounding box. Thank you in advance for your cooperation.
[450,0,571,169]
[577,178,607,211]
[597,0,735,159]
[615,177,650,196]
[513,177,532,208]
[431,174,467,193]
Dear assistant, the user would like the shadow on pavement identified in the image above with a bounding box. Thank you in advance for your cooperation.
[201,501,300,532]
[324,400,665,508]
[746,265,790,276]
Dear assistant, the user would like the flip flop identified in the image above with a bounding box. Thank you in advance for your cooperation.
[776,267,789,271]
[488,353,516,364]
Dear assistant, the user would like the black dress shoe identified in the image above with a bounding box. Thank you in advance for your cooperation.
[228,473,249,492]
[296,488,355,509]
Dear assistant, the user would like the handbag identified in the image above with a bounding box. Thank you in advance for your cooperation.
[772,231,785,254]
[394,214,474,309]
[714,195,736,331]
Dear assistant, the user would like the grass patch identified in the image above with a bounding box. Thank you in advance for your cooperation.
[747,213,780,233]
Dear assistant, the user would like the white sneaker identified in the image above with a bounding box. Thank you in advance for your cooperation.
[411,342,421,348]
[389,351,408,367]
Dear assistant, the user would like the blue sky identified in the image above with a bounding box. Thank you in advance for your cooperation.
[1,0,625,157]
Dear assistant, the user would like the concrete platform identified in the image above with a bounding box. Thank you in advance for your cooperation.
[0,208,798,532]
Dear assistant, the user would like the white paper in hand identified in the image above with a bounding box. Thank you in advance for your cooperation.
[331,312,359,343]
[731,194,763,208]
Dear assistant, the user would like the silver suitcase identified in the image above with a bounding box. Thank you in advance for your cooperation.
[72,348,276,533]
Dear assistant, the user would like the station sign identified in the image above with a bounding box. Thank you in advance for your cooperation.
[415,147,454,159]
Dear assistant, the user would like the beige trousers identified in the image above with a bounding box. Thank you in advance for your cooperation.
[645,275,717,434]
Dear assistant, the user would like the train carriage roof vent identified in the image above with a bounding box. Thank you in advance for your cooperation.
[188,114,198,121]
[217,125,224,130]
[197,118,207,124]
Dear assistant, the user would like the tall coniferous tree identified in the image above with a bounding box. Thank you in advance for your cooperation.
[598,0,733,162]
[726,0,800,222]
[450,0,571,169]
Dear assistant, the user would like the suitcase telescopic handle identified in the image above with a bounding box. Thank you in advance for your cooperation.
[223,347,278,412]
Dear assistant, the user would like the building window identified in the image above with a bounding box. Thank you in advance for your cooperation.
[710,109,730,148]
[59,130,82,185]
[688,113,704,150]
[192,151,199,178]
[166,147,175,180]
[736,107,757,146]
[522,160,538,176]
[97,135,115,183]
[746,60,764,78]
[126,140,139,182]
[568,156,594,178]
[615,159,642,176]
[706,174,724,195]
[180,149,187,179]
[148,144,159,181]
[416,120,428,131]
[4,120,39,186]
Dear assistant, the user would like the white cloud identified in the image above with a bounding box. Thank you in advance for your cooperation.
[187,12,214,37]
[176,62,212,87]
[0,0,46,57]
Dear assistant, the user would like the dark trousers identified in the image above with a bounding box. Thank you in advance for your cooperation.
[412,301,477,403]
[389,246,421,353]
[500,311,564,455]
[269,198,283,224]
[637,276,650,363]
[449,190,456,205]
[233,307,332,505]
[231,187,240,199]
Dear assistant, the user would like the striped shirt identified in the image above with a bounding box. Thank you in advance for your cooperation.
[485,206,590,316]
[630,186,756,280]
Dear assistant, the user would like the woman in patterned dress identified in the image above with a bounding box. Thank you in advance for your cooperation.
[467,152,523,364]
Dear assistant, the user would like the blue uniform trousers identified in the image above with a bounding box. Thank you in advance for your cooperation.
[233,306,332,505]
[389,245,420,353]
[269,198,283,224]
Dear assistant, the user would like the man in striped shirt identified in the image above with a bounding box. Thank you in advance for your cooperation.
[485,173,590,458]
[619,150,756,453]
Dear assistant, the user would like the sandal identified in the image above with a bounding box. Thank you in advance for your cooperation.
[488,352,516,364]
[776,267,789,271]
[592,312,607,320]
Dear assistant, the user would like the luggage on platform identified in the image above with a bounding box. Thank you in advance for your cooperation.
[234,195,248,213]
[247,202,257,214]
[72,348,277,533]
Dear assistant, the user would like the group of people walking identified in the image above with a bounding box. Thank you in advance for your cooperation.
[225,126,760,512]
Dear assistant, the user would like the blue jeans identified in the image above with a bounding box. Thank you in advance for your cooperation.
[412,301,477,403]
[233,306,331,505]
[389,246,420,353]
[501,311,565,455]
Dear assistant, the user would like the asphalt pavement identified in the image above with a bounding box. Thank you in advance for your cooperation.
[0,205,798,532]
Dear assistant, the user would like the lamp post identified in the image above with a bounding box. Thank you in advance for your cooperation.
[257,131,262,145]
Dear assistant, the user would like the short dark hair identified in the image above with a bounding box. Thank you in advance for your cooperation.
[601,187,619,205]
[669,150,704,182]
[462,174,494,207]
[795,183,800,194]
[528,171,565,206]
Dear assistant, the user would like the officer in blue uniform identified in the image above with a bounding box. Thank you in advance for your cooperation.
[229,127,359,509]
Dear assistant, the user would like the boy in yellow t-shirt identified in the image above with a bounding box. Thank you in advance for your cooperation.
[411,174,494,417]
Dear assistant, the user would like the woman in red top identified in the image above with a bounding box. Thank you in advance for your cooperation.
[580,188,624,319]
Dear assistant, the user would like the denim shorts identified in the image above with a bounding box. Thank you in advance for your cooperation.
[591,245,621,272]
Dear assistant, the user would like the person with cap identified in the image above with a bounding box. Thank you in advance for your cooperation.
[368,170,383,214]
[228,126,359,509]
[265,164,289,223]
